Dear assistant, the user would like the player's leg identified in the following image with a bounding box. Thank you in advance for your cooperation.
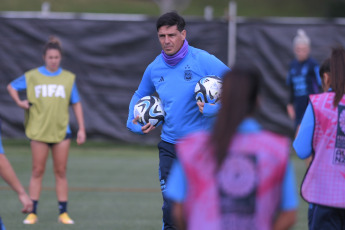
[158,140,177,230]
[52,138,70,201]
[24,140,50,224]
[51,138,74,224]
[29,141,50,200]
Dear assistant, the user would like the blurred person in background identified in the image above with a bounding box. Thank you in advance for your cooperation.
[294,47,345,230]
[286,29,322,133]
[0,120,32,229]
[126,11,229,230]
[7,36,86,225]
[167,67,298,230]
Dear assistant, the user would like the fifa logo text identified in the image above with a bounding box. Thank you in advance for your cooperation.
[34,84,66,98]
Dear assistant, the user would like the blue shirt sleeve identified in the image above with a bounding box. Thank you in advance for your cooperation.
[280,160,299,210]
[293,103,314,159]
[0,121,4,154]
[0,138,3,154]
[126,92,144,135]
[166,160,187,202]
[286,62,293,86]
[313,65,322,87]
[126,65,156,135]
[203,54,230,78]
[70,83,80,104]
[10,75,27,91]
[203,103,220,117]
[198,53,229,116]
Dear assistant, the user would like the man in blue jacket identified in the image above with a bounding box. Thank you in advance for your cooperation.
[127,11,229,230]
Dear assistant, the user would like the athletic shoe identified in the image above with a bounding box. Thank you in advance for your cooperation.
[23,213,38,224]
[58,212,74,224]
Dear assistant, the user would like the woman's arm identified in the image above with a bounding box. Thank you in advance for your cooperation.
[72,102,86,145]
[0,154,32,213]
[172,202,186,230]
[273,210,297,230]
[274,161,298,230]
[293,103,314,159]
[7,84,30,109]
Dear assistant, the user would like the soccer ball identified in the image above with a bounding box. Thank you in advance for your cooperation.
[133,96,165,127]
[194,75,222,104]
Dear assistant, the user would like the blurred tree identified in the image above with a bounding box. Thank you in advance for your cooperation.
[327,0,345,17]
[153,0,192,14]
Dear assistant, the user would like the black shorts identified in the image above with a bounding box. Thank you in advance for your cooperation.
[309,203,345,230]
[31,133,72,148]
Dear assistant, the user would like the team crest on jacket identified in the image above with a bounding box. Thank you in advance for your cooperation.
[217,154,257,229]
[334,105,345,165]
[184,65,192,81]
[217,155,257,212]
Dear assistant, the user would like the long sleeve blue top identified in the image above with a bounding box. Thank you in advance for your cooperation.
[293,103,314,159]
[0,121,3,154]
[127,46,230,144]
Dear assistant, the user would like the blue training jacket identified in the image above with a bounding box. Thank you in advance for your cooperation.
[127,46,230,144]
[286,57,321,101]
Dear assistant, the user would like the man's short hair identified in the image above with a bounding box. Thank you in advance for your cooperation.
[156,11,186,32]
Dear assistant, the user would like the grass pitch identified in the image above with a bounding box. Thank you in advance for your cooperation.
[1,140,308,230]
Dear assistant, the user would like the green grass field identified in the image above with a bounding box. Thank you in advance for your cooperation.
[0,140,308,229]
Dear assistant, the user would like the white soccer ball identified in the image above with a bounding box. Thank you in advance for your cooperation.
[194,75,222,104]
[133,96,165,127]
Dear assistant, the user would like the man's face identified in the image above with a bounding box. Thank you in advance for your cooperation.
[158,25,186,56]
[294,44,310,62]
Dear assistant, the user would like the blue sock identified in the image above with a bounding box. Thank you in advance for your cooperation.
[32,200,38,214]
[58,201,67,214]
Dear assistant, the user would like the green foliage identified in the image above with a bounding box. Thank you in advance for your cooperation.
[327,0,345,17]
[0,0,336,17]
[0,0,160,15]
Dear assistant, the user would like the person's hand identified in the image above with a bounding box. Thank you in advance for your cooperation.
[17,100,30,110]
[132,115,140,125]
[141,123,155,134]
[287,104,296,120]
[197,101,205,113]
[133,116,155,134]
[18,192,33,213]
[76,129,86,145]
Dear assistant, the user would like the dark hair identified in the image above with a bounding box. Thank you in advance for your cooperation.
[319,58,330,78]
[330,47,345,107]
[211,67,260,168]
[156,11,185,32]
[43,36,62,56]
